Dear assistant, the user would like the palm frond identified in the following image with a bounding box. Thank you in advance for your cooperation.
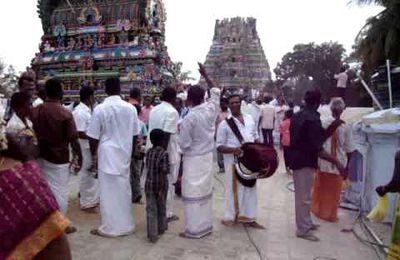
[351,0,385,6]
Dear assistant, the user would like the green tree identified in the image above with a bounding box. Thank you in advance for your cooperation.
[274,42,346,102]
[166,61,195,84]
[352,0,400,77]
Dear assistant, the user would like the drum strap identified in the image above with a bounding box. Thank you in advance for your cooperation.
[226,118,244,144]
[226,118,257,187]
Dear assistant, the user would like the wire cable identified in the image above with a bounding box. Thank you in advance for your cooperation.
[215,173,262,259]
[351,215,386,260]
[313,257,337,260]
[243,224,263,260]
[214,173,226,194]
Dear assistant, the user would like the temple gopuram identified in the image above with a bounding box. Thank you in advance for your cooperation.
[32,0,172,97]
[201,17,271,96]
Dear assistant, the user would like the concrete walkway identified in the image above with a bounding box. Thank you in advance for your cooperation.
[66,152,384,260]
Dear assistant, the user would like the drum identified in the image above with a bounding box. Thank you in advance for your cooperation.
[235,143,279,182]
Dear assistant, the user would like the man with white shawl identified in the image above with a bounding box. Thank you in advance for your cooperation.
[87,77,139,237]
[216,94,265,229]
[178,63,221,238]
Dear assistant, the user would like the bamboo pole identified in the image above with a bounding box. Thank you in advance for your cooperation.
[387,60,393,109]
[358,77,384,111]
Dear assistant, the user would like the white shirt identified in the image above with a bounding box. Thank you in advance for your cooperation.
[146,101,179,165]
[241,101,251,116]
[334,72,348,88]
[318,117,356,175]
[179,88,221,157]
[269,99,278,106]
[6,113,33,133]
[247,102,262,126]
[274,105,289,130]
[72,102,91,150]
[216,114,259,164]
[32,97,44,108]
[260,104,275,129]
[87,95,139,175]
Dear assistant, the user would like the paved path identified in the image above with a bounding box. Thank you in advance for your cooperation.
[66,151,384,260]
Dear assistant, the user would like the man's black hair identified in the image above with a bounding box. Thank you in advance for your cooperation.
[264,96,273,104]
[187,85,205,106]
[227,94,241,102]
[105,77,121,95]
[284,109,294,119]
[160,87,177,103]
[150,129,164,147]
[130,87,141,99]
[80,86,94,103]
[304,90,322,107]
[18,74,34,88]
[45,78,63,100]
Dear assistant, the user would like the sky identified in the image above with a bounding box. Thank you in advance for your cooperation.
[0,0,382,81]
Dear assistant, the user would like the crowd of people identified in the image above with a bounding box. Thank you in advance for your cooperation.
[0,64,357,259]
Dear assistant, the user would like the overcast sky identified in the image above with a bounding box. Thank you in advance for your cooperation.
[0,0,382,81]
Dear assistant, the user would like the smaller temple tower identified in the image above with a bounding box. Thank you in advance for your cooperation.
[201,17,271,94]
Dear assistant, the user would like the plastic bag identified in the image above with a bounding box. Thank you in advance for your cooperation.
[367,194,389,221]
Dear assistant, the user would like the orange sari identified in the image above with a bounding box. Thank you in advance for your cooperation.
[311,130,344,222]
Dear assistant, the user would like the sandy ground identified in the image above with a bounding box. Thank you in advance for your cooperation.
[64,148,387,260]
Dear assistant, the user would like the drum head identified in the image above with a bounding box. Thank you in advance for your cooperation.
[235,163,258,180]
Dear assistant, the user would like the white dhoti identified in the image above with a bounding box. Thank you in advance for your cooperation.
[223,156,258,223]
[98,170,135,237]
[167,163,178,218]
[79,148,99,209]
[38,158,70,215]
[182,153,213,238]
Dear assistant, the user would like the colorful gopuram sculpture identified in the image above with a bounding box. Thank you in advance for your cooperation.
[33,0,172,97]
[201,17,271,95]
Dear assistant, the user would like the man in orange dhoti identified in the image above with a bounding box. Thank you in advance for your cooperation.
[311,98,355,222]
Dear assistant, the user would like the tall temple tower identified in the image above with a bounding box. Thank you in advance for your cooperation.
[33,0,172,97]
[201,17,271,93]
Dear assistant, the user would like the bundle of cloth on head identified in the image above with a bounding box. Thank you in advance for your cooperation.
[177,92,187,101]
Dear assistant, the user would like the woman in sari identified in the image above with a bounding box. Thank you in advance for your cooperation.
[311,97,355,222]
[0,92,71,260]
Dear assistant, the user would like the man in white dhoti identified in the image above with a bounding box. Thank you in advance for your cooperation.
[72,87,99,213]
[31,78,83,234]
[87,77,139,238]
[178,63,221,238]
[216,94,265,229]
[146,87,180,222]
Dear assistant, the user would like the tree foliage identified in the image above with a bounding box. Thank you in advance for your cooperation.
[274,42,346,102]
[166,61,194,84]
[0,62,18,98]
[352,0,400,76]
